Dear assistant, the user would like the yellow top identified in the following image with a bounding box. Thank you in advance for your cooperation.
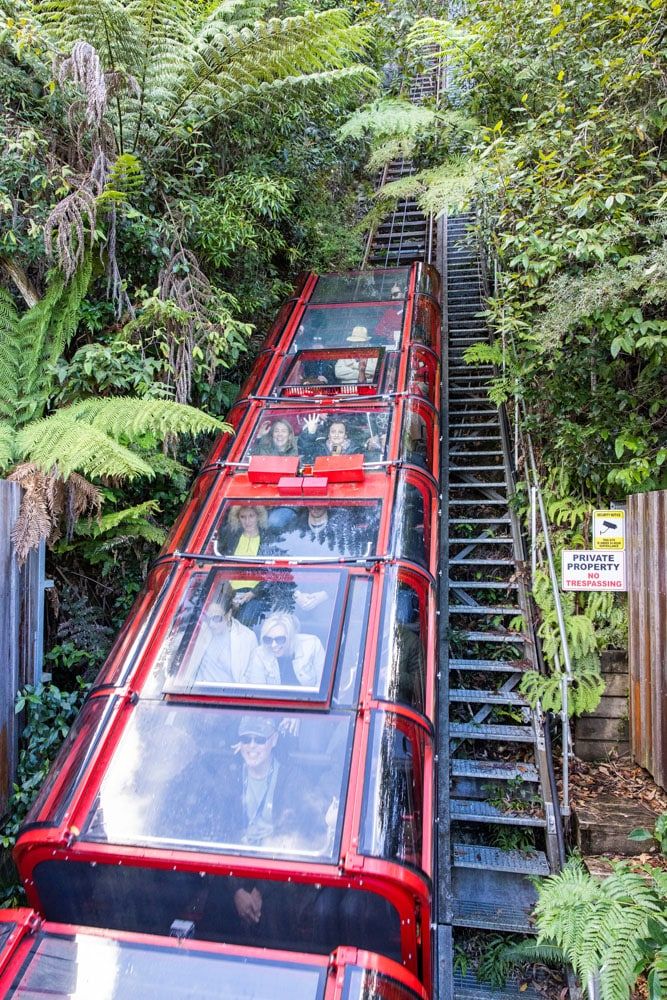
[231,533,260,590]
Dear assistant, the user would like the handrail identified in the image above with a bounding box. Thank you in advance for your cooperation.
[481,226,573,818]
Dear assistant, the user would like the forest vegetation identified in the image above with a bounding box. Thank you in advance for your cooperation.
[1,2,666,992]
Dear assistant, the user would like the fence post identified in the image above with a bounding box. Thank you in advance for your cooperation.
[0,481,45,815]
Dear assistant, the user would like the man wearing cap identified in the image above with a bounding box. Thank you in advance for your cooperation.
[226,714,318,931]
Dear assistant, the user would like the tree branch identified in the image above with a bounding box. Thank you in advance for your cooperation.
[0,257,40,308]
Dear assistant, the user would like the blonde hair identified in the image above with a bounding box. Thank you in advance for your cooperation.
[260,612,298,656]
[226,504,268,534]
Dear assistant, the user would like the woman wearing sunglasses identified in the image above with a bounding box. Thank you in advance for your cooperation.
[252,612,325,689]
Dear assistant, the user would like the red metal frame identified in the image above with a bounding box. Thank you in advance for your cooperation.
[0,910,428,1000]
[13,263,441,997]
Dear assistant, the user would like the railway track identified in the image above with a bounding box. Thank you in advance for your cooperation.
[363,58,565,1000]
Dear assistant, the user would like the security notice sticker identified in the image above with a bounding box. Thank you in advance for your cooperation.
[562,550,626,591]
[592,509,625,551]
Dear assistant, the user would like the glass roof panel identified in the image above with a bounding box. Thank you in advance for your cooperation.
[8,932,325,1000]
[84,703,353,864]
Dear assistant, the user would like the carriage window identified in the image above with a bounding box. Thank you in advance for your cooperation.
[360,712,428,872]
[208,501,381,560]
[333,576,372,708]
[418,263,441,302]
[391,478,434,570]
[160,468,218,556]
[411,295,440,351]
[84,703,353,864]
[239,350,274,400]
[291,304,405,353]
[276,349,386,399]
[310,268,409,305]
[401,399,437,475]
[7,932,326,1000]
[344,968,424,1000]
[202,401,248,466]
[264,296,304,351]
[24,697,115,828]
[146,567,346,700]
[0,921,15,949]
[407,347,438,407]
[33,862,402,965]
[242,406,391,465]
[375,573,429,717]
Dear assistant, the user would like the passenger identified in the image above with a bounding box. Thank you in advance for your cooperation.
[299,358,336,386]
[298,414,358,462]
[226,715,339,926]
[251,419,299,457]
[188,586,262,686]
[275,504,375,559]
[251,612,325,688]
[215,506,272,626]
[334,327,378,384]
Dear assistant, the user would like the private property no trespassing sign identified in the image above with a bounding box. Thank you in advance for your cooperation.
[561,550,626,592]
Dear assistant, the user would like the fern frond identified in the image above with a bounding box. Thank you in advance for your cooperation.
[17,398,226,480]
[66,396,227,440]
[0,422,17,472]
[339,97,437,140]
[367,138,416,173]
[16,412,156,480]
[75,499,160,536]
[0,289,20,422]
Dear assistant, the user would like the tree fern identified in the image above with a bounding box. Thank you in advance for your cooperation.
[15,398,227,480]
[0,260,92,427]
[339,97,438,141]
[532,859,667,1000]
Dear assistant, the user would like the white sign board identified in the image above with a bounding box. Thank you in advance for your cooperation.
[561,550,626,591]
[592,509,625,551]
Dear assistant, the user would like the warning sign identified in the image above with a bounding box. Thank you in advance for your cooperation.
[562,550,626,591]
[593,509,625,551]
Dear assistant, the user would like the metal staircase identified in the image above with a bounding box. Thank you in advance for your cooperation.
[443,213,564,997]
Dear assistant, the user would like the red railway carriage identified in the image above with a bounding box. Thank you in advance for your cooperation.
[13,263,442,994]
[0,910,428,999]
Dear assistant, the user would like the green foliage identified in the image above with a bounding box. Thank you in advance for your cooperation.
[0,259,92,430]
[16,396,227,479]
[532,858,667,1000]
[629,813,667,856]
[0,680,88,862]
[409,0,667,497]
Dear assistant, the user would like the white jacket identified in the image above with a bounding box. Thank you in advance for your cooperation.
[252,633,325,688]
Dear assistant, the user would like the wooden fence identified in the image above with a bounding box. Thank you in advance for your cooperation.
[0,481,45,815]
[628,489,667,791]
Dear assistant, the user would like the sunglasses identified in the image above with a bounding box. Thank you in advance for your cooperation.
[262,635,287,646]
[207,613,226,623]
[239,734,270,745]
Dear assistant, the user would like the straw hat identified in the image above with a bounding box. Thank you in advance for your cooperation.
[347,325,370,343]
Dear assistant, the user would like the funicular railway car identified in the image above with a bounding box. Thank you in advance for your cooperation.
[0,910,428,999]
[13,263,442,994]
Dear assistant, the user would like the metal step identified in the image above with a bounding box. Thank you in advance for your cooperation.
[457,630,526,642]
[454,972,544,1000]
[451,799,545,827]
[448,499,508,506]
[449,517,511,524]
[451,760,539,782]
[448,537,512,544]
[450,558,513,566]
[449,606,521,616]
[449,688,527,705]
[450,658,526,672]
[449,722,534,743]
[449,581,518,589]
[453,844,548,876]
[452,898,537,934]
